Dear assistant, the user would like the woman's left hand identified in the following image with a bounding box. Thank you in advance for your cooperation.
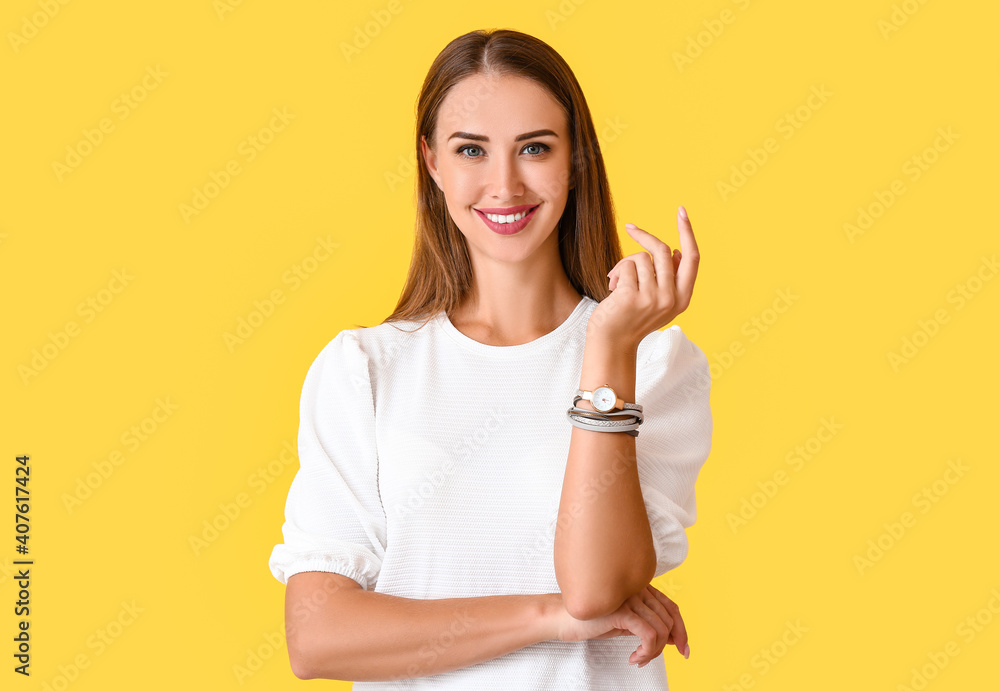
[588,207,700,351]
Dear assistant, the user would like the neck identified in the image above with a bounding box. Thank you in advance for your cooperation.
[449,272,583,347]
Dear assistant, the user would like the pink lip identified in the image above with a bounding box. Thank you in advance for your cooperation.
[475,204,540,235]
[475,204,539,214]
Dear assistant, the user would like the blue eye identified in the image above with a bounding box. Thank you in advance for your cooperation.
[456,145,483,158]
[455,142,551,159]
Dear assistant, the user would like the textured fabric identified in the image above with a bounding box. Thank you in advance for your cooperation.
[268,295,713,689]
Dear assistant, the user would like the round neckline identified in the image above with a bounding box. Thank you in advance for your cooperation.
[436,296,595,355]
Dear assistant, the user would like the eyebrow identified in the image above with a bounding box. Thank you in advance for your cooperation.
[447,129,559,143]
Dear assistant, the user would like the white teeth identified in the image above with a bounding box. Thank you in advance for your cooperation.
[484,207,533,223]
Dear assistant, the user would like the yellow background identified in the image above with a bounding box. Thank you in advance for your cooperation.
[3,0,998,688]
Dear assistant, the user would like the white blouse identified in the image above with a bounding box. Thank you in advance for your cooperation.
[268,295,713,689]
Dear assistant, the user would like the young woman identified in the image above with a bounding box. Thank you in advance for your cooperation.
[268,28,711,689]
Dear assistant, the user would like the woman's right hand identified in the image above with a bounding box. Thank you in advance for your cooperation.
[551,585,690,668]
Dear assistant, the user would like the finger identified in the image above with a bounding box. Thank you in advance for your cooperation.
[649,589,689,657]
[608,250,651,289]
[607,250,644,276]
[626,597,670,664]
[636,590,674,663]
[621,609,658,666]
[627,615,665,665]
[640,590,672,636]
[610,257,638,293]
[626,223,675,302]
[639,598,674,666]
[628,252,657,295]
[675,206,700,309]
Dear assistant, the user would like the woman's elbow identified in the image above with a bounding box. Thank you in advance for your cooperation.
[564,595,614,621]
[564,580,646,621]
[288,643,320,680]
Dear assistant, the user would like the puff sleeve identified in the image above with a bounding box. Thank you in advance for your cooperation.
[267,329,387,591]
[634,325,713,578]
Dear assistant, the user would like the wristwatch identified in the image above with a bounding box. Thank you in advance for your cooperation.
[574,386,643,414]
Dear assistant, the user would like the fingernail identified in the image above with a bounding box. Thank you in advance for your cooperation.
[683,643,690,659]
[678,206,688,220]
[625,222,637,229]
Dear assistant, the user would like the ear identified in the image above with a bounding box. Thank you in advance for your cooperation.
[420,135,444,192]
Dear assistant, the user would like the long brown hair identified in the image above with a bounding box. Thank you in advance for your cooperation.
[376,28,625,331]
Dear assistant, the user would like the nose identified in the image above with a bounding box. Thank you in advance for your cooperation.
[487,153,524,201]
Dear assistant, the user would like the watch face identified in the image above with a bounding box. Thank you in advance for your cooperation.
[592,386,615,412]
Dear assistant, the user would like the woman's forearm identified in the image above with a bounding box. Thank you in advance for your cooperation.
[553,330,657,620]
[294,584,562,682]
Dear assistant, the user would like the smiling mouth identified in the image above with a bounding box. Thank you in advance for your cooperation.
[474,204,540,217]
[474,204,541,235]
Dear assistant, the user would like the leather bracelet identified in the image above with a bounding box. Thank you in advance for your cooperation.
[567,411,641,429]
[566,407,643,437]
[567,412,641,437]
[566,405,644,425]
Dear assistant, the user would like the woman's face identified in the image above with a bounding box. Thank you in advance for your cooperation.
[421,73,574,267]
